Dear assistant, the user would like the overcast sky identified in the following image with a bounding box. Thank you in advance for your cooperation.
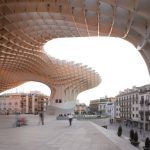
[2,37,150,105]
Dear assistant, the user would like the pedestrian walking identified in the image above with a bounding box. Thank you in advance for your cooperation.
[140,129,142,135]
[39,111,44,125]
[68,114,73,126]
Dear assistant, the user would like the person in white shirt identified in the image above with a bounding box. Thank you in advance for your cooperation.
[68,114,73,126]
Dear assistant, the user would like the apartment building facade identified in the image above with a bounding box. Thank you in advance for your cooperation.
[115,84,150,130]
[0,94,21,114]
[0,92,49,115]
[139,84,150,130]
[89,97,115,119]
[74,103,87,114]
[105,102,115,120]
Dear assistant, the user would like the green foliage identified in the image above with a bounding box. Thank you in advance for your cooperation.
[134,131,138,142]
[145,137,150,148]
[130,130,139,147]
[117,125,122,137]
[130,129,134,140]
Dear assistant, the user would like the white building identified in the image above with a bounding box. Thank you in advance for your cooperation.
[105,102,115,120]
[90,97,115,117]
[98,101,107,115]
[138,84,150,131]
[115,84,150,130]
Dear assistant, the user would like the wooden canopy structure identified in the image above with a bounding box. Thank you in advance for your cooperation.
[0,0,150,104]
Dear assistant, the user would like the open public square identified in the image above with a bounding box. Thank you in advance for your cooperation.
[0,0,150,150]
[0,115,139,150]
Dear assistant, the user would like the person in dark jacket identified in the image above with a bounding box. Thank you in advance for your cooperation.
[39,111,44,125]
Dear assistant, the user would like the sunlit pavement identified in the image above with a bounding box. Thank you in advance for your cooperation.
[0,115,138,150]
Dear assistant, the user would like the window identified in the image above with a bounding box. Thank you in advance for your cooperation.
[146,95,149,100]
[141,96,144,101]
[136,94,138,99]
[140,96,144,104]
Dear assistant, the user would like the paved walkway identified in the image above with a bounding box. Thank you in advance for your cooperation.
[90,118,150,150]
[91,118,150,150]
[0,115,138,150]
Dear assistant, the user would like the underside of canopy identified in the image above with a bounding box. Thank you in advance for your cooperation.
[0,0,149,104]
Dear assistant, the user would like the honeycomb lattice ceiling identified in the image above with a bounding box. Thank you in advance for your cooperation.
[0,0,149,98]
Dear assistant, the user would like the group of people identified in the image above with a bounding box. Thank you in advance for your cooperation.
[14,110,73,127]
[39,112,74,126]
[57,113,74,126]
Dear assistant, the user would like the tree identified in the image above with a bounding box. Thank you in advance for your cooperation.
[130,129,134,141]
[131,131,139,147]
[134,132,138,142]
[144,137,150,150]
[117,125,122,137]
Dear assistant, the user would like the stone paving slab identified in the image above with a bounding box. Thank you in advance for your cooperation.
[0,115,138,150]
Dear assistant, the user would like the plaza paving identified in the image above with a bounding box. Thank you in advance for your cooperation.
[91,118,150,150]
[0,115,138,150]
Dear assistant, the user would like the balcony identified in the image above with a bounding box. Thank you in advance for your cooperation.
[140,100,150,106]
[145,100,150,106]
[140,100,144,105]
[139,110,150,121]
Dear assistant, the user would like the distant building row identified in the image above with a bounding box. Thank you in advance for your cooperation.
[75,84,150,131]
[0,91,49,115]
[115,84,150,130]
[74,97,115,122]
[89,97,115,120]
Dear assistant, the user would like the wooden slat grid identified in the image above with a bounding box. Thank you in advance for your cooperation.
[0,0,150,100]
